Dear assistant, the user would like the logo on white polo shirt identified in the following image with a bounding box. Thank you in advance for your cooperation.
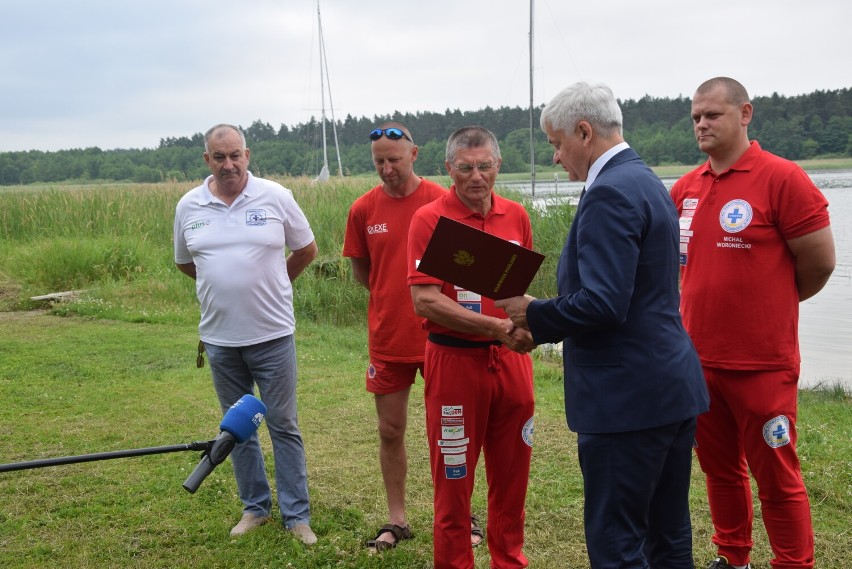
[246,209,267,226]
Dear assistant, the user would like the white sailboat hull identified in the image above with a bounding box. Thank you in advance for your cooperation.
[313,164,330,183]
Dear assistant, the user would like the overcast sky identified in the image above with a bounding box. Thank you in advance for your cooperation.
[3,0,850,152]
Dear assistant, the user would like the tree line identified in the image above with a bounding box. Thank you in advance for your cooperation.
[1,88,849,186]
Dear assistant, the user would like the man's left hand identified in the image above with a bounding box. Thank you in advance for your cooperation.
[495,295,535,330]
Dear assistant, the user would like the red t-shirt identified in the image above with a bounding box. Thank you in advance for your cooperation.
[407,188,534,342]
[343,178,446,362]
[670,141,830,370]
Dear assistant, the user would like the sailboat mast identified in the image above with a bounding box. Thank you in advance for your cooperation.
[317,2,329,175]
[319,14,344,177]
[529,0,536,196]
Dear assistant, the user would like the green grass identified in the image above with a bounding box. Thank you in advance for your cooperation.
[0,179,849,568]
[0,313,849,568]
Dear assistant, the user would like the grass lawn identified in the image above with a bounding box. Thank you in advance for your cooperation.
[1,311,849,568]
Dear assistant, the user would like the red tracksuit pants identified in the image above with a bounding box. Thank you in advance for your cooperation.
[424,342,535,569]
[695,367,814,569]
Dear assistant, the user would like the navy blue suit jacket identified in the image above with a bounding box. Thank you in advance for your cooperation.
[527,148,708,434]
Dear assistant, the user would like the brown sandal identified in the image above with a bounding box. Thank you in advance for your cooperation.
[471,515,485,548]
[366,523,413,552]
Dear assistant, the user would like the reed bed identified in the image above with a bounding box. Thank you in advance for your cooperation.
[0,177,570,324]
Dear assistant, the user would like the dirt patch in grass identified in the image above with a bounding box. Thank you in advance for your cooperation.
[0,277,22,311]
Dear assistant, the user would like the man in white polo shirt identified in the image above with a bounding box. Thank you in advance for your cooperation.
[174,124,318,544]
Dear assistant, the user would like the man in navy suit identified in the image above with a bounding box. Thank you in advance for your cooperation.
[498,82,709,568]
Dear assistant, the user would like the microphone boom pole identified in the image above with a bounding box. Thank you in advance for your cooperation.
[0,440,214,473]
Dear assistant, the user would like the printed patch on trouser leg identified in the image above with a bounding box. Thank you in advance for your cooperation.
[522,416,534,447]
[762,415,791,448]
[439,404,468,478]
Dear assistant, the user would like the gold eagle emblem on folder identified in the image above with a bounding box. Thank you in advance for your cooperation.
[452,250,475,266]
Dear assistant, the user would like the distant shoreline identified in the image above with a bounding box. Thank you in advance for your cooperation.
[2,158,850,190]
[479,157,852,184]
[652,157,852,179]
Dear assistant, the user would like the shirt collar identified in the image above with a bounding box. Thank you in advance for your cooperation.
[446,186,505,219]
[585,141,630,188]
[198,171,255,205]
[701,140,762,177]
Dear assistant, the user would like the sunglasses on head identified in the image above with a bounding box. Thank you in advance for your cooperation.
[369,128,412,142]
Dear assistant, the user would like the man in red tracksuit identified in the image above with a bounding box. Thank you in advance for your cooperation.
[672,77,836,569]
[408,125,536,569]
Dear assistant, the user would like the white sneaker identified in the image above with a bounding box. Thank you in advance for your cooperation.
[290,523,317,545]
[229,513,271,536]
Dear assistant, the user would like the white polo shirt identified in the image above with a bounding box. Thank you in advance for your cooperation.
[174,172,315,346]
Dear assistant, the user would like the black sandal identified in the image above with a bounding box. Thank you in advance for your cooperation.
[366,523,413,552]
[471,515,485,548]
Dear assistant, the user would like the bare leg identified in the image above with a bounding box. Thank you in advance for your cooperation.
[374,387,411,546]
[373,387,481,548]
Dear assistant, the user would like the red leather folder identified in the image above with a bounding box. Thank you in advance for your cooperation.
[417,216,545,300]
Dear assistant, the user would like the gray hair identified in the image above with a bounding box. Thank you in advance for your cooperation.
[204,124,247,152]
[540,82,623,138]
[445,125,501,163]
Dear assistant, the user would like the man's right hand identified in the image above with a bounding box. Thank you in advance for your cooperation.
[498,318,536,354]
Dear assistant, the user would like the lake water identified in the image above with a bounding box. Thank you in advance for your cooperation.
[795,172,852,389]
[499,170,852,390]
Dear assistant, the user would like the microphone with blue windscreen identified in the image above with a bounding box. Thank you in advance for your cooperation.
[182,394,267,493]
[219,393,267,443]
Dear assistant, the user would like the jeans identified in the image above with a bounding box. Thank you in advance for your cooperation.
[204,335,311,528]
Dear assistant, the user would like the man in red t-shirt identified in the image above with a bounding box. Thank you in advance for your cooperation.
[343,123,453,551]
[408,126,536,569]
[671,78,836,569]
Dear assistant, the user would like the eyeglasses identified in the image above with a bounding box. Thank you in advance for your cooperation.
[452,162,497,174]
[369,128,412,142]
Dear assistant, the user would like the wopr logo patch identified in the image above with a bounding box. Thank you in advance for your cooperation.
[719,199,752,233]
[762,415,791,448]
[246,209,267,226]
[522,416,534,447]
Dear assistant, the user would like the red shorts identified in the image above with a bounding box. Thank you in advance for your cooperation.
[365,359,423,395]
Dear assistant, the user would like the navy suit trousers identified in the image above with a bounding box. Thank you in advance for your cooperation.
[578,418,697,569]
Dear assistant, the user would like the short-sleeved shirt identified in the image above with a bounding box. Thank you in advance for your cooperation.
[670,141,830,369]
[343,179,446,362]
[407,188,534,343]
[174,172,315,347]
